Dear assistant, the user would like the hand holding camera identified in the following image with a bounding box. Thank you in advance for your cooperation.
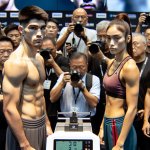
[138,13,150,25]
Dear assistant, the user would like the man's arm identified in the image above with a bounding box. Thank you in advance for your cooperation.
[3,59,33,149]
[57,24,74,50]
[142,88,150,137]
[50,72,70,102]
[135,13,147,33]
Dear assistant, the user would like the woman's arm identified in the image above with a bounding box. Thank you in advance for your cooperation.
[114,60,139,149]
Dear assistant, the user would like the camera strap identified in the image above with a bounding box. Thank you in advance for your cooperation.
[73,87,81,104]
[72,34,81,49]
[46,68,52,79]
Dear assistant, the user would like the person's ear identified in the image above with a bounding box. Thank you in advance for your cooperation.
[18,25,24,35]
[127,35,131,43]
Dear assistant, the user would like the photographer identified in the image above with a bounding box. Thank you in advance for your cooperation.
[57,8,97,57]
[40,37,69,131]
[50,52,100,132]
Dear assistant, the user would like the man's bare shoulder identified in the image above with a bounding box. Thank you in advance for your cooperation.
[4,53,28,81]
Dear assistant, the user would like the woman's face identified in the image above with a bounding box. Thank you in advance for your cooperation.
[106,25,127,55]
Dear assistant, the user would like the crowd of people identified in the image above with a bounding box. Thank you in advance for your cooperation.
[0,5,150,150]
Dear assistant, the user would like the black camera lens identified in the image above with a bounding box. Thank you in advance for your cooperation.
[40,48,51,61]
[89,41,105,54]
[70,70,81,82]
[74,22,84,34]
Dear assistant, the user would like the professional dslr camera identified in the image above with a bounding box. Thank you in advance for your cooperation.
[40,48,51,61]
[74,22,84,35]
[89,40,105,54]
[70,70,81,82]
[145,13,150,25]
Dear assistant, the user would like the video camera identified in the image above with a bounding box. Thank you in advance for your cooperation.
[89,40,105,54]
[74,22,84,34]
[40,48,51,61]
[70,70,81,82]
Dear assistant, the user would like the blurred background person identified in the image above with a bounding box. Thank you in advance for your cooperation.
[0,36,14,150]
[135,13,150,57]
[0,0,18,11]
[40,37,69,131]
[4,23,21,50]
[71,0,107,11]
[132,33,150,150]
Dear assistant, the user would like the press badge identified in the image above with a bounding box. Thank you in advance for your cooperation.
[43,80,51,90]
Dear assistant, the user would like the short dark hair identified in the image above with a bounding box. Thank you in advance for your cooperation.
[69,52,88,64]
[48,18,59,28]
[0,36,14,49]
[19,5,48,25]
[4,23,19,35]
[42,36,56,46]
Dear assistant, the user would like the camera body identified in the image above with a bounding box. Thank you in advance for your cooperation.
[74,22,84,35]
[89,40,105,54]
[145,13,150,25]
[70,70,81,82]
[40,48,51,61]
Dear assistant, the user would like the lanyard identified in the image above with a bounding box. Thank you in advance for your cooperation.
[140,57,148,78]
[73,87,81,104]
[72,33,82,49]
[46,68,52,79]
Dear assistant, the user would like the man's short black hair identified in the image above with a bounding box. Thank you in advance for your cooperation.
[42,36,56,46]
[69,52,88,64]
[48,18,59,28]
[19,5,48,25]
[0,36,14,49]
[4,23,19,35]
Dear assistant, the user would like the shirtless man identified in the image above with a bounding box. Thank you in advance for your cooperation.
[3,6,52,150]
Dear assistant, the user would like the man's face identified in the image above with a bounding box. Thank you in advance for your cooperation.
[0,41,13,65]
[72,9,88,26]
[23,19,46,49]
[145,28,150,47]
[132,36,146,58]
[45,21,58,39]
[73,0,102,10]
[106,25,127,55]
[7,29,21,48]
[41,39,56,57]
[70,57,87,76]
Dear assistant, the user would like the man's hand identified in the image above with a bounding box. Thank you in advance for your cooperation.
[99,128,105,145]
[71,79,83,88]
[142,120,150,137]
[20,144,36,150]
[66,23,75,34]
[46,125,53,136]
[62,72,71,84]
[112,145,124,150]
[138,13,147,25]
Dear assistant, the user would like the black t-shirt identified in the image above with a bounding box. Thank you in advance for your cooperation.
[136,58,150,110]
[44,54,69,116]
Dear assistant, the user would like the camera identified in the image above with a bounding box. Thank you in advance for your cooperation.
[89,41,105,54]
[145,13,150,25]
[74,22,84,34]
[40,48,51,61]
[70,70,81,82]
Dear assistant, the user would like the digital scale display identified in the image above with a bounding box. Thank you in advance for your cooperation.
[54,139,93,150]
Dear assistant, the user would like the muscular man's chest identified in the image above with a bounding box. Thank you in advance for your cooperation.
[26,59,46,86]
